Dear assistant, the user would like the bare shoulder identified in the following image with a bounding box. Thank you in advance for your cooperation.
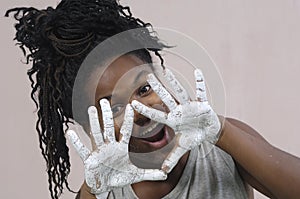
[224,117,267,141]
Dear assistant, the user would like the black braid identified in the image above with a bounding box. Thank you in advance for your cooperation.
[5,0,169,199]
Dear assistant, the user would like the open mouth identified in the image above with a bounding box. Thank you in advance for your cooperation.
[140,127,165,142]
[134,123,169,148]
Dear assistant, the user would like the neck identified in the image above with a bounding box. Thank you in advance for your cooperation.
[131,151,190,199]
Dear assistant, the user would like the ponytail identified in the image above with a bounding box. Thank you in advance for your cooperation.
[6,1,168,198]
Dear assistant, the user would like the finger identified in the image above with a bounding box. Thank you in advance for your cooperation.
[161,145,187,173]
[88,106,104,147]
[147,74,177,110]
[163,68,189,104]
[194,69,207,102]
[99,99,115,143]
[131,100,167,124]
[136,168,167,182]
[67,130,90,161]
[120,104,134,145]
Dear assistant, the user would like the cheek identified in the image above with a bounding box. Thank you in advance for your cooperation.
[113,112,126,141]
[97,110,104,129]
[150,92,163,105]
[132,92,163,107]
[114,124,121,142]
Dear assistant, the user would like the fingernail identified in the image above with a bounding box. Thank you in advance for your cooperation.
[88,106,97,114]
[147,73,155,81]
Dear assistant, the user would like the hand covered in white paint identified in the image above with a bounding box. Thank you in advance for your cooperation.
[67,99,167,196]
[131,69,221,173]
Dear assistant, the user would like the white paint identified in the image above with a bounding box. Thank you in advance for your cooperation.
[132,69,221,173]
[67,100,167,195]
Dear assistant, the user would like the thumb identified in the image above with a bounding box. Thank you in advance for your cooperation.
[136,168,167,182]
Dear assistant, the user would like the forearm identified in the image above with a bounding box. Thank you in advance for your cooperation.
[216,118,300,199]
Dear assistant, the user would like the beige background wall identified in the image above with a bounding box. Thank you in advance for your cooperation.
[1,0,300,198]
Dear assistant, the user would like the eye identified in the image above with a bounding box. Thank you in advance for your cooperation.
[111,104,125,117]
[138,84,152,97]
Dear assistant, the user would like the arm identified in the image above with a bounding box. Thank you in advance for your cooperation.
[217,117,300,199]
[225,117,273,198]
[132,68,300,198]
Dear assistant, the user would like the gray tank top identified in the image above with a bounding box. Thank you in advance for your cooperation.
[107,142,248,199]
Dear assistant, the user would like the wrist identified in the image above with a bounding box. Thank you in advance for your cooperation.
[78,181,97,199]
[214,115,226,146]
[79,181,109,199]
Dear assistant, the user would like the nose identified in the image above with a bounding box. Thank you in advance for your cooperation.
[132,92,163,127]
[134,111,150,126]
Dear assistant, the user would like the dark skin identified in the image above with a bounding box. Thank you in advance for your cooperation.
[218,118,300,199]
[90,55,177,169]
[78,55,300,199]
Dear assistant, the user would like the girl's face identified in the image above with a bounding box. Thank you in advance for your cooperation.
[90,54,175,169]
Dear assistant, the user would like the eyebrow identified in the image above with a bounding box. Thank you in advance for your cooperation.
[98,69,151,102]
[134,70,149,83]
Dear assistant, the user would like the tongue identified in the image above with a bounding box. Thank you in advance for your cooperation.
[142,129,165,142]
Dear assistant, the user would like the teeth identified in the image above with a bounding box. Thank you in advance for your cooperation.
[140,122,160,136]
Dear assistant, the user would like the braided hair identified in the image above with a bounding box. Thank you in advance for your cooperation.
[5,0,167,198]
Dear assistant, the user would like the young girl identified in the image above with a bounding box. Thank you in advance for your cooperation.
[6,0,300,199]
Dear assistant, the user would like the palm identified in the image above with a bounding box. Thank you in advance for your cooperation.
[67,99,167,195]
[132,69,221,173]
[84,142,128,189]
